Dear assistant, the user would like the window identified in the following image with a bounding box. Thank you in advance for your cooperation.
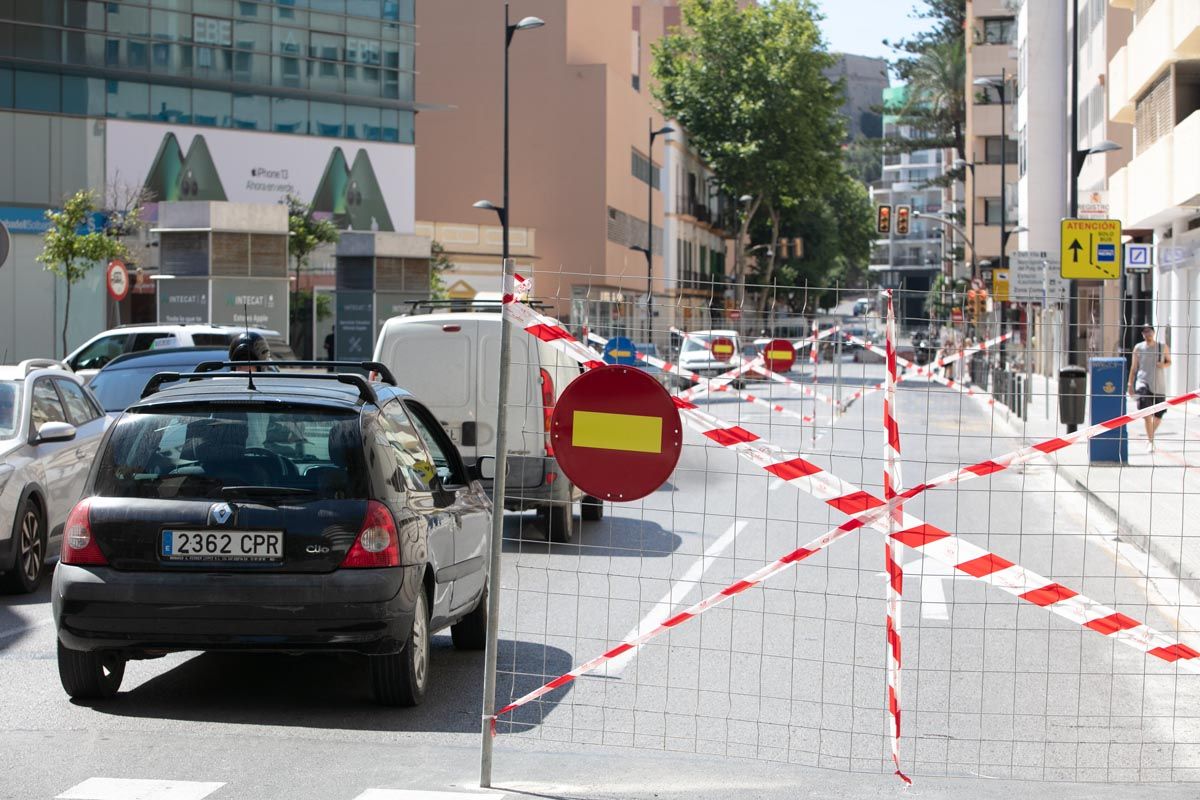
[1135,71,1173,154]
[232,92,269,130]
[982,18,1015,45]
[984,136,1018,164]
[984,197,1004,225]
[0,382,17,438]
[151,84,191,123]
[14,70,61,113]
[380,404,435,491]
[193,88,230,126]
[273,97,308,134]
[311,101,344,138]
[631,149,661,190]
[30,380,67,429]
[70,334,128,371]
[55,380,100,427]
[405,401,465,485]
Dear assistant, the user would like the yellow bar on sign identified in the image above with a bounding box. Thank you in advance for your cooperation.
[572,410,662,454]
[713,344,733,354]
[610,349,632,357]
[766,349,791,361]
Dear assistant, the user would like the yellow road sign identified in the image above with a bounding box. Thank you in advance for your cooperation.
[1060,218,1122,280]
[992,270,1010,303]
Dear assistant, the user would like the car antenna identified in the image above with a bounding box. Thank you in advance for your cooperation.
[243,300,256,391]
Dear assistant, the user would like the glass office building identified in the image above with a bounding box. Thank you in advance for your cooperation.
[0,0,417,142]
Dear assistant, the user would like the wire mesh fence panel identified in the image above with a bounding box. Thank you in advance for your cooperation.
[473,272,1200,783]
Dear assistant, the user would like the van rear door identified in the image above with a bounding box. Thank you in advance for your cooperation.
[477,319,544,489]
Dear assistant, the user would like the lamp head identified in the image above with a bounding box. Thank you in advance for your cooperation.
[515,16,545,31]
[473,200,499,211]
[738,194,754,205]
[1087,139,1122,156]
[652,125,675,138]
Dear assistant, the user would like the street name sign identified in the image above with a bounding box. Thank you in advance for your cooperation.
[550,365,682,501]
[1060,218,1122,280]
[1011,251,1068,303]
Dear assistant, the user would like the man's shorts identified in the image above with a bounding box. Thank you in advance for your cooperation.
[1137,390,1167,418]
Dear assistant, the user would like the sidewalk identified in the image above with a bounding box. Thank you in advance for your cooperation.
[986,370,1200,584]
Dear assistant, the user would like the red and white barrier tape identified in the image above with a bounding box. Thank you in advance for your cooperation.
[845,333,996,407]
[492,298,1200,747]
[881,291,908,783]
[809,319,820,367]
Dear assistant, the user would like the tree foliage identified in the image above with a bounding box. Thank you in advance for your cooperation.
[286,195,339,357]
[652,0,850,303]
[884,1,966,162]
[37,190,129,359]
[428,240,454,300]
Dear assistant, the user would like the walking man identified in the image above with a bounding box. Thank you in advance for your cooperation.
[1128,324,1171,452]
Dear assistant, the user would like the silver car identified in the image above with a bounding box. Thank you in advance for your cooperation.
[0,360,109,593]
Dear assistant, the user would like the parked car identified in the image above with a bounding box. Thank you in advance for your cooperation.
[52,364,491,705]
[671,329,743,389]
[88,347,231,417]
[0,360,109,593]
[65,324,296,382]
[374,310,595,542]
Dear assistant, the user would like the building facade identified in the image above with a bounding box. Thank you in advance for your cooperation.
[870,85,944,328]
[1107,0,1200,395]
[826,53,889,142]
[0,0,425,360]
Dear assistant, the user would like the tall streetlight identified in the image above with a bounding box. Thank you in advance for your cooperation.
[631,119,674,341]
[952,156,979,278]
[478,3,542,790]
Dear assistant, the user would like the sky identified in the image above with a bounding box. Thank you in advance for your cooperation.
[815,0,933,63]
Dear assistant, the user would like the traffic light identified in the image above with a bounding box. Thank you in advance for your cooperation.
[876,205,892,235]
[966,289,977,320]
[895,205,911,236]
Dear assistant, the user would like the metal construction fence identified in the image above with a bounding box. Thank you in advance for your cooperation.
[469,272,1200,784]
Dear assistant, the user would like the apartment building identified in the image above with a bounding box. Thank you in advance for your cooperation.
[870,85,944,327]
[1106,0,1200,394]
[415,0,730,343]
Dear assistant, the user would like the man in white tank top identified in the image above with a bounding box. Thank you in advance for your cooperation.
[1127,325,1171,452]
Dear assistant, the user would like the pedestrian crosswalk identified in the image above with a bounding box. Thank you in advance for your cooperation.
[55,779,505,800]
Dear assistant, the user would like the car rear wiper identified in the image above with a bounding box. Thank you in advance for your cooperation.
[220,486,317,498]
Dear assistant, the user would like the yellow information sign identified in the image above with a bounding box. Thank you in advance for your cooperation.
[992,270,1010,303]
[1060,218,1122,280]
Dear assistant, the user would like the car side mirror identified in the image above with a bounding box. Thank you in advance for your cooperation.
[35,421,77,444]
[471,456,498,481]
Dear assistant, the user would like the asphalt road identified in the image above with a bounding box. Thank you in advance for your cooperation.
[2,359,1198,799]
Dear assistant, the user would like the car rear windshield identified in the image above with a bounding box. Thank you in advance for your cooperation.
[0,381,18,437]
[94,407,368,500]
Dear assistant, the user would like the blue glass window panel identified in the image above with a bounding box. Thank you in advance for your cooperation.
[151,85,191,123]
[311,0,345,13]
[62,76,104,115]
[311,101,343,138]
[14,70,61,113]
[398,110,413,144]
[346,105,380,141]
[127,40,149,68]
[274,55,305,89]
[105,80,149,120]
[64,32,107,67]
[272,97,308,134]
[347,0,380,19]
[380,109,399,143]
[192,88,230,126]
[0,68,12,108]
[231,93,269,130]
[105,4,149,37]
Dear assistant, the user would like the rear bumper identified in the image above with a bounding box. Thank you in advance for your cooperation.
[52,563,421,656]
[476,455,579,511]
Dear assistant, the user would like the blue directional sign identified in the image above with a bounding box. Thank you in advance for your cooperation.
[1125,243,1152,272]
[603,335,639,366]
[1097,243,1116,263]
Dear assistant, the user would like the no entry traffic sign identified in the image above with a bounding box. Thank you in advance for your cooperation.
[710,337,735,362]
[106,259,130,302]
[762,339,795,372]
[550,365,682,501]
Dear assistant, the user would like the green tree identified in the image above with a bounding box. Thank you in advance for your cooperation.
[653,0,845,303]
[429,240,454,300]
[37,190,129,359]
[287,195,339,357]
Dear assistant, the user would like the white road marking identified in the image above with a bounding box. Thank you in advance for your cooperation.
[351,792,505,800]
[600,520,749,676]
[877,555,960,621]
[57,778,225,800]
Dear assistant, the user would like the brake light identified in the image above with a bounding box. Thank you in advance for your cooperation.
[539,367,555,457]
[341,501,400,568]
[60,499,107,566]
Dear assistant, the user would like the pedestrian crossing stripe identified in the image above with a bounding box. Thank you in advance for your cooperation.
[352,792,505,800]
[57,778,225,800]
[571,409,663,454]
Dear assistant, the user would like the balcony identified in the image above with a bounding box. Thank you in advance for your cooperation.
[1109,109,1200,228]
[1108,0,1200,122]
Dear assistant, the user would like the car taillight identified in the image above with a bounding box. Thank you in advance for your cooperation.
[60,499,108,566]
[539,367,555,457]
[340,501,400,568]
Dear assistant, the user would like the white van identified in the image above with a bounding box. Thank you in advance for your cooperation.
[374,311,594,542]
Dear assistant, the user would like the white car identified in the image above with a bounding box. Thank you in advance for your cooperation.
[65,324,295,382]
[671,329,743,389]
[0,360,110,593]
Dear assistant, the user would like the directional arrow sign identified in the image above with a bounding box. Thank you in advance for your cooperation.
[1061,218,1122,280]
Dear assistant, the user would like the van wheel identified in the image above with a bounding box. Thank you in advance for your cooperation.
[538,503,574,544]
[451,585,488,650]
[581,495,604,522]
[58,641,125,700]
[370,588,430,706]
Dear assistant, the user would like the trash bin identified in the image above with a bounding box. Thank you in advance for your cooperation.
[1089,357,1128,464]
[1058,365,1087,429]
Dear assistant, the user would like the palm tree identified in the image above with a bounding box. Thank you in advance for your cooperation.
[902,39,966,160]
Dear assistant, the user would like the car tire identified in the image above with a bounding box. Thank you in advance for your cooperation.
[450,585,488,650]
[2,496,47,594]
[539,502,574,544]
[370,587,429,707]
[581,495,604,522]
[57,641,125,700]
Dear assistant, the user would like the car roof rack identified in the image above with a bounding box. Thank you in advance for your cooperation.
[193,360,397,386]
[18,358,71,376]
[140,370,379,404]
[402,298,555,315]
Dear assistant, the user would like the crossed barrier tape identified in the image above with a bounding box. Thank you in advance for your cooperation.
[845,333,997,407]
[493,297,1200,776]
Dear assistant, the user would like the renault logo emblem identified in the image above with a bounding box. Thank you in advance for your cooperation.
[210,503,233,525]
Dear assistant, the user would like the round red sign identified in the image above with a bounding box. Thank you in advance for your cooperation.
[761,339,796,373]
[709,336,736,362]
[106,259,130,302]
[550,366,682,501]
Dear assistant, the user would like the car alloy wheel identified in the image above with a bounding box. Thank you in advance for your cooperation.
[18,508,42,585]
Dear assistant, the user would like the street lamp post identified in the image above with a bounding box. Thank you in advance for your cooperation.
[632,120,674,343]
[952,156,978,278]
[477,3,542,790]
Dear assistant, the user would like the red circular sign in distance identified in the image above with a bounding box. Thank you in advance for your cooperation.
[106,259,130,302]
[709,336,735,362]
[762,339,796,373]
[550,365,682,502]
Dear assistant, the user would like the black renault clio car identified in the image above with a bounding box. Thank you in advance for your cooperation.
[52,363,492,706]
